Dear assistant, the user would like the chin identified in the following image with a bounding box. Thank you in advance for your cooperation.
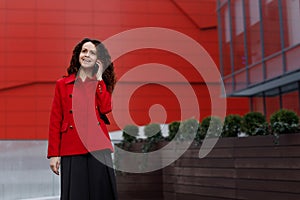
[81,64,94,69]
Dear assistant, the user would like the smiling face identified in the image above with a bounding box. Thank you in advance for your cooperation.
[79,42,98,69]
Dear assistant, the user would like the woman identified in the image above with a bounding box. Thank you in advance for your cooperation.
[47,38,118,200]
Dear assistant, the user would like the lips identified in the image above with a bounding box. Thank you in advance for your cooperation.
[82,58,92,64]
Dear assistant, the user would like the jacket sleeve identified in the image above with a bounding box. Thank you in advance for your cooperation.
[47,80,63,158]
[95,80,112,114]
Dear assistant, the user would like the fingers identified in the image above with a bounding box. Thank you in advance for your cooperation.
[96,60,104,80]
[96,60,102,66]
[50,157,60,175]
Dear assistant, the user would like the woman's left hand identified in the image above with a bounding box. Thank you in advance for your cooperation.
[96,60,104,80]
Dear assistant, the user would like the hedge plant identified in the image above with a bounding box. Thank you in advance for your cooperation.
[167,121,181,141]
[222,114,242,137]
[241,112,269,136]
[142,123,164,152]
[199,116,223,139]
[179,118,200,141]
[122,124,139,143]
[270,109,299,134]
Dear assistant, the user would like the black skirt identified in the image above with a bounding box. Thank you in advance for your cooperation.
[60,150,118,200]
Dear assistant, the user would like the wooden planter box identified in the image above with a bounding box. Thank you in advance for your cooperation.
[163,134,300,200]
[116,134,300,200]
[115,141,164,200]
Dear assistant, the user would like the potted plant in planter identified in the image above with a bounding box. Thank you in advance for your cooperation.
[270,109,299,144]
[222,114,243,137]
[270,109,299,135]
[241,112,269,136]
[199,116,223,139]
[115,124,164,200]
[116,124,140,152]
[114,125,140,174]
[142,123,164,153]
[166,121,181,141]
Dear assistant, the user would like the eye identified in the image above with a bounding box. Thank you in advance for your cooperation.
[81,49,87,53]
[90,51,96,55]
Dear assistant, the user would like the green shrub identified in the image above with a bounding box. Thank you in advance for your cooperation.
[122,124,139,143]
[144,123,163,139]
[199,116,223,139]
[241,112,269,136]
[270,109,299,134]
[179,118,199,141]
[167,121,181,141]
[222,114,242,137]
[142,123,164,152]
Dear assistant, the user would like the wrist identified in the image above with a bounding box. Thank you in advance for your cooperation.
[96,73,103,81]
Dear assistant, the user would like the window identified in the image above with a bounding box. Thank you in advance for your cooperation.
[225,6,230,42]
[249,0,260,25]
[251,93,264,113]
[281,82,300,115]
[265,88,280,120]
[235,0,244,35]
[245,0,262,64]
[286,0,300,46]
[262,0,281,57]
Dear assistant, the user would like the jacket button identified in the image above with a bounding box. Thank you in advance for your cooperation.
[69,94,72,98]
[97,121,100,125]
[95,106,98,109]
[69,125,73,129]
[69,110,73,114]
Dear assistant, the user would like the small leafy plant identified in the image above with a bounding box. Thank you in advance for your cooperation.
[199,116,223,139]
[241,112,269,136]
[142,123,164,153]
[122,124,139,143]
[222,114,242,137]
[167,121,181,141]
[179,118,200,141]
[270,109,299,134]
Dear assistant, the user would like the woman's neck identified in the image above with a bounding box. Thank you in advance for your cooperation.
[79,68,93,81]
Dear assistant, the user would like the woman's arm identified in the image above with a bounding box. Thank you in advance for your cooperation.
[47,80,63,158]
[95,61,112,114]
[95,80,112,114]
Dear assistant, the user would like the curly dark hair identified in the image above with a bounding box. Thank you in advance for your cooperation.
[67,38,116,93]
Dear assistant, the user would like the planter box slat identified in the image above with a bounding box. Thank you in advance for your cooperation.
[175,193,233,200]
[234,134,300,147]
[174,167,236,178]
[234,146,300,158]
[236,179,300,194]
[116,174,162,184]
[236,168,300,181]
[175,184,236,199]
[117,191,163,200]
[180,147,233,159]
[117,183,162,192]
[234,135,277,147]
[176,176,236,189]
[236,189,300,200]
[205,148,234,158]
[177,158,235,168]
[235,158,300,169]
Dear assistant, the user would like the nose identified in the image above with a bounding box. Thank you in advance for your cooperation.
[84,52,90,57]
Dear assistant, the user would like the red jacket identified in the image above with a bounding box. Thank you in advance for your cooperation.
[47,74,113,158]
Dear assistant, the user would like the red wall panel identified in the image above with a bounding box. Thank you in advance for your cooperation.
[0,0,249,139]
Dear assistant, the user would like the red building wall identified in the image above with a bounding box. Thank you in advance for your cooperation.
[0,0,249,139]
